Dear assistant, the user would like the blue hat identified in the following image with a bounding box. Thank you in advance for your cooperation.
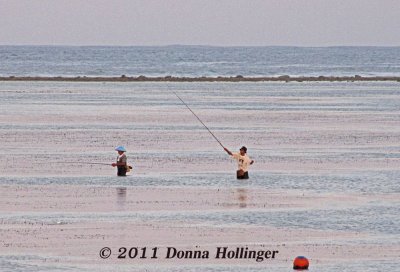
[115,146,126,152]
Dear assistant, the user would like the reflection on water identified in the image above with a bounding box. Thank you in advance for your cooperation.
[236,188,248,208]
[1,171,399,194]
[116,187,127,210]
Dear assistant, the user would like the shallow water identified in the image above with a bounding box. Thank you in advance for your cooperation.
[0,81,399,271]
[1,81,399,177]
[1,258,399,272]
[2,201,399,235]
[0,169,400,196]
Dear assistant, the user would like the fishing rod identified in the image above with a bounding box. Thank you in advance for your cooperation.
[173,92,225,149]
[53,162,111,165]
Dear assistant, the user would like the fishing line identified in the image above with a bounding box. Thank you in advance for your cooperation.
[173,92,225,149]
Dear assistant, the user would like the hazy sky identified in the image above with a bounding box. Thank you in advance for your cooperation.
[1,0,399,46]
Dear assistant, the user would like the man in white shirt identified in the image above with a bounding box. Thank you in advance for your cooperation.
[224,146,254,179]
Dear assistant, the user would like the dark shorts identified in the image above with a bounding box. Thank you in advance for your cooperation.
[237,170,249,179]
[117,166,127,176]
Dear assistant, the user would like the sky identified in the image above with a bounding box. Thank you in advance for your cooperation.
[0,0,399,46]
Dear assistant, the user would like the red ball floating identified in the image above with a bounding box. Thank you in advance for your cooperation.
[293,256,309,270]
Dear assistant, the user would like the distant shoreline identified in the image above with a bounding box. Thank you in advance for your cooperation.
[1,75,400,82]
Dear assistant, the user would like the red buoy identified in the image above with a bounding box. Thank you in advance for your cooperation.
[293,256,309,270]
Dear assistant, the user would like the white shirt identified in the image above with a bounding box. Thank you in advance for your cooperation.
[232,153,252,172]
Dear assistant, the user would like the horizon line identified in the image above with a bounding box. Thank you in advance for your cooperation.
[1,44,400,48]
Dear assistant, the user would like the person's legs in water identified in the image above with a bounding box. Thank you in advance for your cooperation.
[117,166,127,176]
[237,170,249,179]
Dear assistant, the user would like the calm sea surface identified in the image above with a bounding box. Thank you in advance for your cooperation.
[1,45,400,77]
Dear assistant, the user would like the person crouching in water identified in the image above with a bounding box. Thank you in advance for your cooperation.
[112,146,128,176]
[224,146,254,179]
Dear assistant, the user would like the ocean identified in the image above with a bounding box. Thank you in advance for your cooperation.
[0,46,399,271]
[1,45,400,77]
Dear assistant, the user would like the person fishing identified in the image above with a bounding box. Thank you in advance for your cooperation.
[174,92,254,179]
[224,146,254,179]
[112,146,129,176]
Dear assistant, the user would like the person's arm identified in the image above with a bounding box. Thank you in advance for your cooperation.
[223,147,233,156]
[248,156,254,165]
[112,156,127,167]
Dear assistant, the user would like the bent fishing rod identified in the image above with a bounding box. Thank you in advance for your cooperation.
[173,92,225,149]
